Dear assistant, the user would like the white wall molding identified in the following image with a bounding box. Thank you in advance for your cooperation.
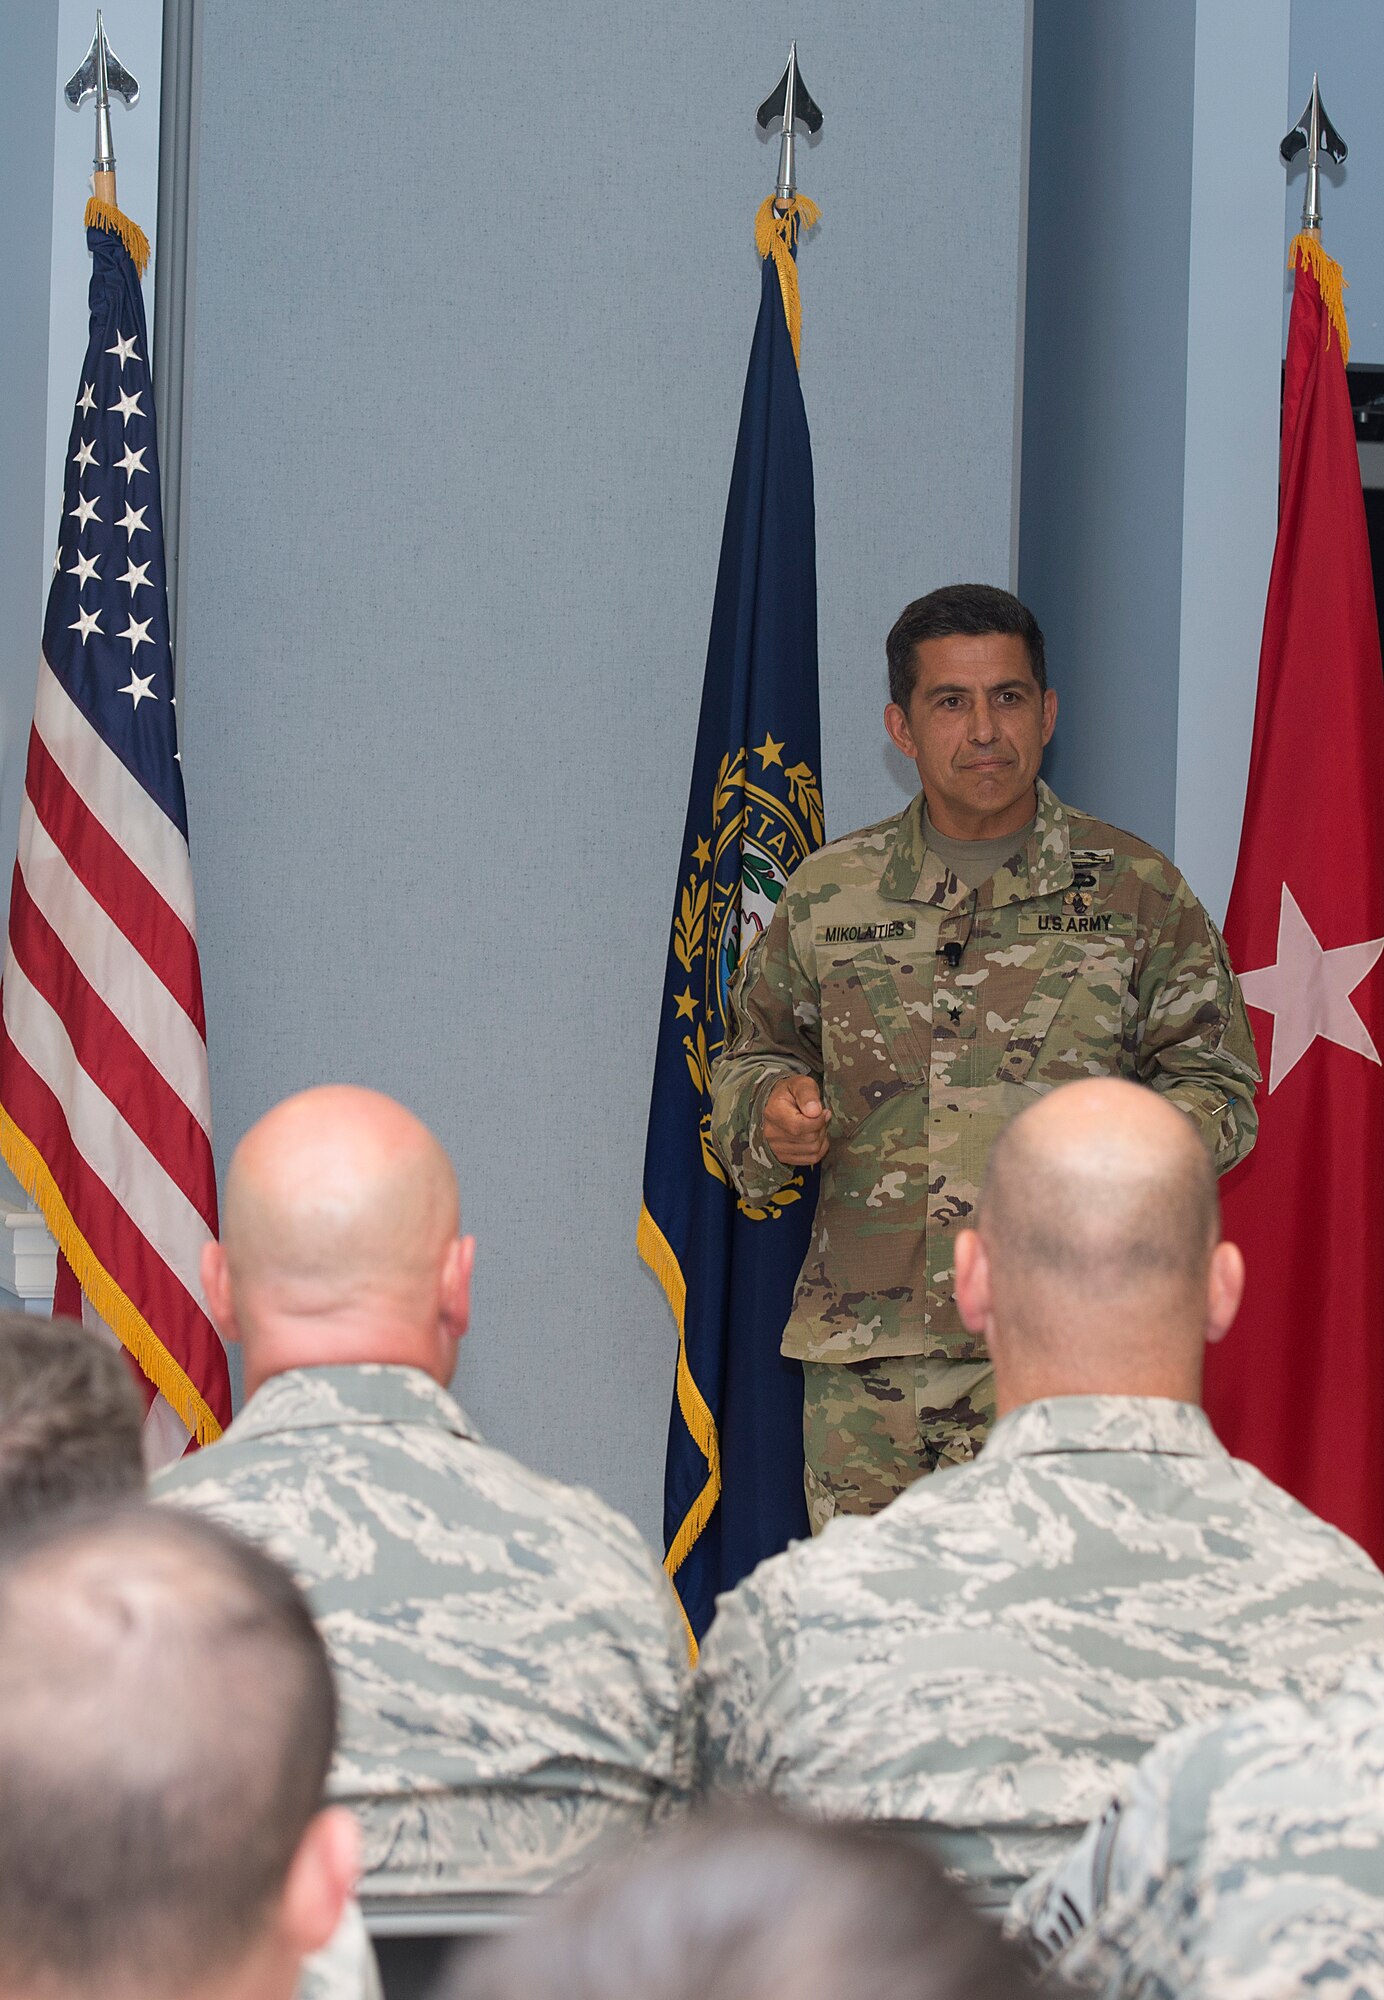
[0,1165,57,1313]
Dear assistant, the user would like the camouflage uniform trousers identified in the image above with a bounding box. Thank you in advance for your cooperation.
[801,1356,996,1534]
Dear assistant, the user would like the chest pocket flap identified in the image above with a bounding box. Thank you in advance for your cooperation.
[849,945,930,1084]
[996,937,1135,1086]
[995,941,1086,1085]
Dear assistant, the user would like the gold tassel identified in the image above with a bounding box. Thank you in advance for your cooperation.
[637,1202,721,1664]
[754,194,822,367]
[1289,231,1350,363]
[83,197,151,278]
[0,1108,223,1445]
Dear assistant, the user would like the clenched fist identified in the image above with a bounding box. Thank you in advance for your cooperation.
[763,1074,830,1166]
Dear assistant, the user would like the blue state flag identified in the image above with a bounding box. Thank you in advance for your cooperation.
[639,201,823,1648]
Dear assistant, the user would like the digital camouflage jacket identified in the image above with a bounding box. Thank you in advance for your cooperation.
[694,1397,1384,1913]
[1020,1650,1384,1997]
[155,1365,692,1899]
[709,781,1261,1362]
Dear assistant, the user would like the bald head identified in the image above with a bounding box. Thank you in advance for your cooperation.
[954,1080,1243,1411]
[207,1086,474,1392]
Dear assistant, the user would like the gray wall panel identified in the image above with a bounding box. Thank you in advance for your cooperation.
[1020,0,1197,855]
[178,0,1029,1539]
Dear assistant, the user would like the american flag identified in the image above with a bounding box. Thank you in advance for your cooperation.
[0,211,231,1460]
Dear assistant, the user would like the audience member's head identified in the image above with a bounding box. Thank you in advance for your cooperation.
[0,1506,356,2000]
[444,1804,1044,2000]
[0,1311,144,1527]
[954,1077,1243,1413]
[203,1084,474,1394]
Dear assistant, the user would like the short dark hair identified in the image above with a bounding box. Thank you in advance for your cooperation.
[887,584,1047,706]
[446,1804,1045,2000]
[0,1312,145,1529]
[0,1505,337,1997]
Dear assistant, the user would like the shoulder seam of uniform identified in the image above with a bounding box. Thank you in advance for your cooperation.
[797,803,911,864]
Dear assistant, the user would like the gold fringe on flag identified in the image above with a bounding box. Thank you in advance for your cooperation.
[637,1201,721,1664]
[84,197,151,278]
[0,1108,223,1445]
[1289,231,1350,363]
[754,194,822,367]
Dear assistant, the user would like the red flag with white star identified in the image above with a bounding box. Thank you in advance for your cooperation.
[1203,234,1384,1561]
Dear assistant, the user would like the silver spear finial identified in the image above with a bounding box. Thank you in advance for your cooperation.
[64,12,140,178]
[756,41,823,204]
[1281,73,1346,233]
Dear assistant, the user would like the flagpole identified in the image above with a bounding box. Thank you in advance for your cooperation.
[753,46,824,368]
[1281,73,1347,242]
[1278,78,1350,364]
[65,12,140,213]
[757,40,824,208]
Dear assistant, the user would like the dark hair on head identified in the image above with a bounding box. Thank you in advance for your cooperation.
[0,1504,337,1998]
[887,584,1047,707]
[445,1803,1047,2000]
[0,1312,145,1529]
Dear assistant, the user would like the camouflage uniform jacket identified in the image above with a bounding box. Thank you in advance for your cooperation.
[154,1365,692,1899]
[1019,1650,1384,1997]
[693,1396,1384,1913]
[709,782,1259,1362]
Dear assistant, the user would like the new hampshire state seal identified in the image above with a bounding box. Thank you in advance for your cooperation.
[670,735,823,1206]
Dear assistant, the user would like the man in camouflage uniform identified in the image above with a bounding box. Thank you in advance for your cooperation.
[710,584,1260,1530]
[156,1085,691,1902]
[1021,1653,1384,1995]
[694,1081,1384,1913]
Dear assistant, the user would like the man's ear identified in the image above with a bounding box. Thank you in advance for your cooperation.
[1205,1239,1245,1346]
[275,1806,360,1963]
[439,1235,475,1348]
[200,1240,241,1346]
[884,701,918,760]
[1040,685,1058,746]
[953,1228,992,1335]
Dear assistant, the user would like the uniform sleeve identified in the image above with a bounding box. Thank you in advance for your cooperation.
[693,1560,797,1797]
[709,897,823,1204]
[1133,881,1261,1173]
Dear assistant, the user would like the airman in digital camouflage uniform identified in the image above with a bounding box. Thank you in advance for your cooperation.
[0,1506,365,2000]
[0,1314,379,2000]
[156,1086,691,1902]
[710,584,1260,1529]
[1021,1651,1384,1996]
[695,1083,1384,1913]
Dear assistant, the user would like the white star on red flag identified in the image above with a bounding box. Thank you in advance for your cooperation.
[1239,882,1384,1091]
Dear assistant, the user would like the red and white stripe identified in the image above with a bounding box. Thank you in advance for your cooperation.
[1,655,230,1461]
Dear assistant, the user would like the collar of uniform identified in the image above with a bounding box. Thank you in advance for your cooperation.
[877,794,966,908]
[878,780,1074,909]
[984,779,1074,908]
[220,1364,481,1447]
[983,1394,1227,1462]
